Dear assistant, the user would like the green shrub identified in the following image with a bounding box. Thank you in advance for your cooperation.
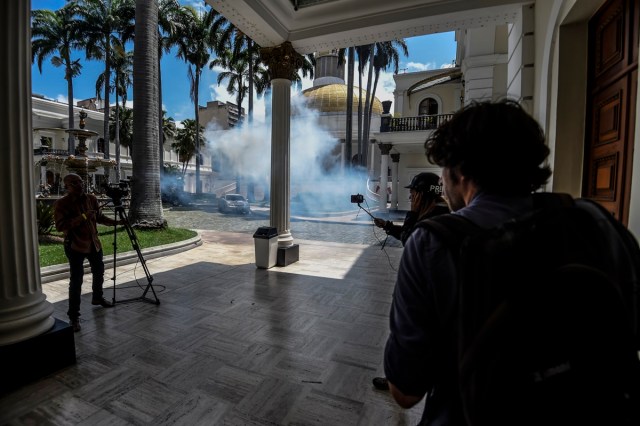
[36,202,55,235]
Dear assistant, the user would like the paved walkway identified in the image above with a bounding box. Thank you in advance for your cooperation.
[2,205,425,425]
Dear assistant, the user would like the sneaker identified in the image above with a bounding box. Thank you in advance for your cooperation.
[372,377,389,390]
[91,297,114,308]
[70,319,81,332]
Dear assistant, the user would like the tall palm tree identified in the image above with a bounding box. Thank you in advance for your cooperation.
[96,38,133,179]
[362,40,408,150]
[171,119,203,177]
[355,45,371,166]
[338,47,355,167]
[210,49,249,112]
[130,0,164,228]
[31,3,83,154]
[157,0,182,176]
[75,0,135,160]
[173,5,223,194]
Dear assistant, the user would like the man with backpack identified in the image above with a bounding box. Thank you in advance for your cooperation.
[383,100,640,425]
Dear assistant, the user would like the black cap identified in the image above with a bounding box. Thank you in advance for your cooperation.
[405,172,443,196]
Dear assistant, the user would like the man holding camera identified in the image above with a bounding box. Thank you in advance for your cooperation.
[374,172,450,246]
[54,173,124,332]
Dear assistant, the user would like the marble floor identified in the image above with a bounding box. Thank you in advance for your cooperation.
[0,231,425,425]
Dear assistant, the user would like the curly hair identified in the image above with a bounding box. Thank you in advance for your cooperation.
[424,100,551,196]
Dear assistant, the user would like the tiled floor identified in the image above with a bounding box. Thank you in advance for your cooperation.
[1,231,425,425]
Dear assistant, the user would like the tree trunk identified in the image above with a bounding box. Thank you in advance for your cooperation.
[103,42,111,159]
[362,45,374,173]
[65,61,75,154]
[158,45,164,178]
[194,70,202,194]
[115,88,121,180]
[248,39,253,124]
[130,0,164,228]
[345,47,354,169]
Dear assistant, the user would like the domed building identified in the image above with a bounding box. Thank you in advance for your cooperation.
[299,51,383,171]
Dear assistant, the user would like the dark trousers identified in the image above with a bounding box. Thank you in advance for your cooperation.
[64,246,105,320]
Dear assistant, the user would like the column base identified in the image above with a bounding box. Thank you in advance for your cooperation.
[277,244,299,266]
[0,318,76,393]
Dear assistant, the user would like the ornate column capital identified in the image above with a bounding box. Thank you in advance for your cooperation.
[260,41,303,80]
[378,143,393,155]
[390,153,400,163]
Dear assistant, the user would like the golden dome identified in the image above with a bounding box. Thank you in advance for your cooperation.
[302,84,383,114]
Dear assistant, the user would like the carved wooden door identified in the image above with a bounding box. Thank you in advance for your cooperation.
[585,0,638,224]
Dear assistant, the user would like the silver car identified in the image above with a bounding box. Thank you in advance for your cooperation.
[218,194,251,214]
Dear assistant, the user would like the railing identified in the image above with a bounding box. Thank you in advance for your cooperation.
[380,113,454,133]
[33,147,69,156]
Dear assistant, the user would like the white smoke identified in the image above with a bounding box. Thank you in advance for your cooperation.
[204,90,368,213]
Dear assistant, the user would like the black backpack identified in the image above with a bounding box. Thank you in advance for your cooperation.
[419,193,640,426]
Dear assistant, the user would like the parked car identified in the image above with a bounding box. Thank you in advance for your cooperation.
[218,194,251,214]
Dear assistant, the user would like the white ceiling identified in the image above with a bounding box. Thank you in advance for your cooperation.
[207,0,530,54]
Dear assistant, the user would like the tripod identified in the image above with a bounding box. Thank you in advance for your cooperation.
[109,200,160,305]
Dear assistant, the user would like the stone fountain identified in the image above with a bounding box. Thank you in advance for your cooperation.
[35,110,115,197]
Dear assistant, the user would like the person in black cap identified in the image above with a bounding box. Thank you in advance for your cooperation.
[374,172,450,246]
[372,172,450,392]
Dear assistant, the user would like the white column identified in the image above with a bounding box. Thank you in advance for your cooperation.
[0,0,55,345]
[270,78,293,247]
[390,153,400,210]
[378,143,392,214]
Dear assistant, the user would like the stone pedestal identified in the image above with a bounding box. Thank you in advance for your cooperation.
[0,319,76,392]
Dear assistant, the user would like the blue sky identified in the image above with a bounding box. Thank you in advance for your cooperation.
[31,0,457,123]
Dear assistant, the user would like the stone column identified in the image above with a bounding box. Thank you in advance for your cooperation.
[378,143,392,213]
[260,42,302,265]
[390,153,400,210]
[1,1,75,392]
[1,0,55,346]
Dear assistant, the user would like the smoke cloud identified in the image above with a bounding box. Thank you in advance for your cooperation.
[204,92,368,214]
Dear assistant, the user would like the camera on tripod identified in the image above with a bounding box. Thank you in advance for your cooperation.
[351,194,364,204]
[103,180,130,205]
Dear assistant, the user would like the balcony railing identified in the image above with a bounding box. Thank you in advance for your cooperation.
[380,113,453,133]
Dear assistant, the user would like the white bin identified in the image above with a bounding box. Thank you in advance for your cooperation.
[253,227,278,268]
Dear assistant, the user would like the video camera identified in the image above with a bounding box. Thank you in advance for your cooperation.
[350,194,364,204]
[103,179,130,205]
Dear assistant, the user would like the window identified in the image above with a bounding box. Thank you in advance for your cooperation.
[419,98,438,115]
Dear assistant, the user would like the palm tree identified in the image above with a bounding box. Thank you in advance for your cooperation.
[173,5,224,194]
[161,111,177,150]
[157,0,182,176]
[97,38,133,179]
[210,49,249,113]
[362,40,408,150]
[172,119,204,177]
[75,0,135,160]
[338,47,356,168]
[130,0,164,228]
[31,3,83,154]
[109,106,134,149]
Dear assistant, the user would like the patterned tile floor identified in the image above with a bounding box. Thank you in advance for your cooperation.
[1,230,425,425]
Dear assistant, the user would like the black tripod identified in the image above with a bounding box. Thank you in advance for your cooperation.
[108,200,160,305]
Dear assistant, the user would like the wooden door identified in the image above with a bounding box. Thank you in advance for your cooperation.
[584,0,638,224]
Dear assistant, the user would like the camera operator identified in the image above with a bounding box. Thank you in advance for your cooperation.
[54,173,124,332]
[374,172,449,246]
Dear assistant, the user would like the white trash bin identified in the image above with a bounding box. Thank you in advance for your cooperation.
[253,227,278,268]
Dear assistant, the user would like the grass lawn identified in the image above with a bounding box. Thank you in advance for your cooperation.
[39,225,197,268]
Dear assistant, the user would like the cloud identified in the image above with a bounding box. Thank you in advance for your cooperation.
[56,94,82,106]
[405,61,436,72]
[440,62,456,69]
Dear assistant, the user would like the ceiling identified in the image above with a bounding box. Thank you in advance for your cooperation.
[207,0,530,54]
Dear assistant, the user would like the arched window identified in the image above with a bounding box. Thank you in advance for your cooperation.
[419,98,438,115]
